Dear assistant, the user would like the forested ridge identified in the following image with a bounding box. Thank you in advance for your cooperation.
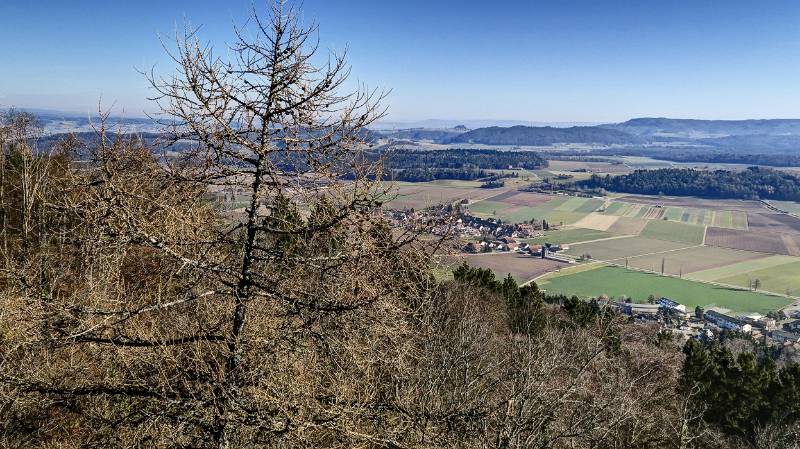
[352,148,546,181]
[580,167,800,201]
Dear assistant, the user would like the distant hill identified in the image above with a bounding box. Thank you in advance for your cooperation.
[600,117,800,138]
[1,108,160,135]
[376,128,466,142]
[699,134,800,153]
[448,125,645,146]
[371,119,600,130]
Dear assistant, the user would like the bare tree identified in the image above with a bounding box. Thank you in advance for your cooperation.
[0,3,432,448]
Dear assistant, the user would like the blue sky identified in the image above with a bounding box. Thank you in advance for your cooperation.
[2,0,800,122]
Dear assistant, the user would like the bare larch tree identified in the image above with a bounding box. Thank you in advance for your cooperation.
[0,2,431,448]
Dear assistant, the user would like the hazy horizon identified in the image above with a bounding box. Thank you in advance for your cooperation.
[3,0,800,122]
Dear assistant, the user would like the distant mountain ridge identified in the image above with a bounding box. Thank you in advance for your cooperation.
[1,108,159,134]
[14,109,800,153]
[447,125,645,146]
[600,117,800,138]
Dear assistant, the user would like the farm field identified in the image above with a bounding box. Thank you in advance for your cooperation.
[459,253,569,283]
[572,213,620,231]
[705,227,794,255]
[602,200,748,228]
[639,220,706,244]
[746,212,800,235]
[602,202,645,217]
[485,191,554,206]
[466,200,514,216]
[711,210,749,230]
[524,228,620,245]
[717,261,800,297]
[565,236,691,261]
[385,182,495,209]
[769,200,800,216]
[537,265,792,314]
[606,217,649,235]
[391,183,800,306]
[546,160,632,174]
[467,195,591,225]
[623,246,769,277]
[688,255,799,283]
[616,195,765,212]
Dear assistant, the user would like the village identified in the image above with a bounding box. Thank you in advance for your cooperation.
[600,295,800,349]
[384,203,574,261]
[385,204,800,351]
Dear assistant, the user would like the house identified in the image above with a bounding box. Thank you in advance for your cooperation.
[732,313,775,330]
[545,243,567,253]
[704,310,752,333]
[771,330,800,344]
[463,242,481,253]
[656,297,689,316]
[526,244,543,256]
[621,303,661,317]
[783,319,800,333]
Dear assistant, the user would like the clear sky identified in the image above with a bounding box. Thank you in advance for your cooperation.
[2,0,800,123]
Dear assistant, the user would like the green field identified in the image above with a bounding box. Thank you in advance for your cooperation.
[565,236,690,261]
[541,210,589,226]
[688,255,798,282]
[603,202,624,214]
[769,200,800,216]
[467,200,514,216]
[524,228,619,245]
[537,265,791,314]
[467,196,590,225]
[717,260,800,296]
[602,202,642,217]
[711,210,749,230]
[640,220,706,244]
[552,197,604,214]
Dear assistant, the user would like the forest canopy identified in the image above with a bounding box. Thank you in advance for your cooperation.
[579,167,800,201]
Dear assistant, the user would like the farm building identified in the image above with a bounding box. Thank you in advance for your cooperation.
[463,242,481,253]
[784,320,800,333]
[770,330,800,344]
[704,310,752,333]
[620,303,661,317]
[657,297,689,316]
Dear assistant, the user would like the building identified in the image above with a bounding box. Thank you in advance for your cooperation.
[784,319,800,333]
[771,330,800,344]
[656,297,689,316]
[526,244,543,256]
[704,310,752,333]
[621,303,661,317]
[463,242,481,253]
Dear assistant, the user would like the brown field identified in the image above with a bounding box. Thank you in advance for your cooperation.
[459,253,570,282]
[606,217,649,235]
[705,227,790,255]
[624,246,770,276]
[618,195,765,212]
[386,186,490,209]
[565,236,690,261]
[572,213,620,231]
[781,235,800,256]
[746,212,800,235]
[488,191,555,207]
[768,213,800,233]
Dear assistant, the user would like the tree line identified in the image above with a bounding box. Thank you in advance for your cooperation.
[345,148,545,182]
[579,167,800,201]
